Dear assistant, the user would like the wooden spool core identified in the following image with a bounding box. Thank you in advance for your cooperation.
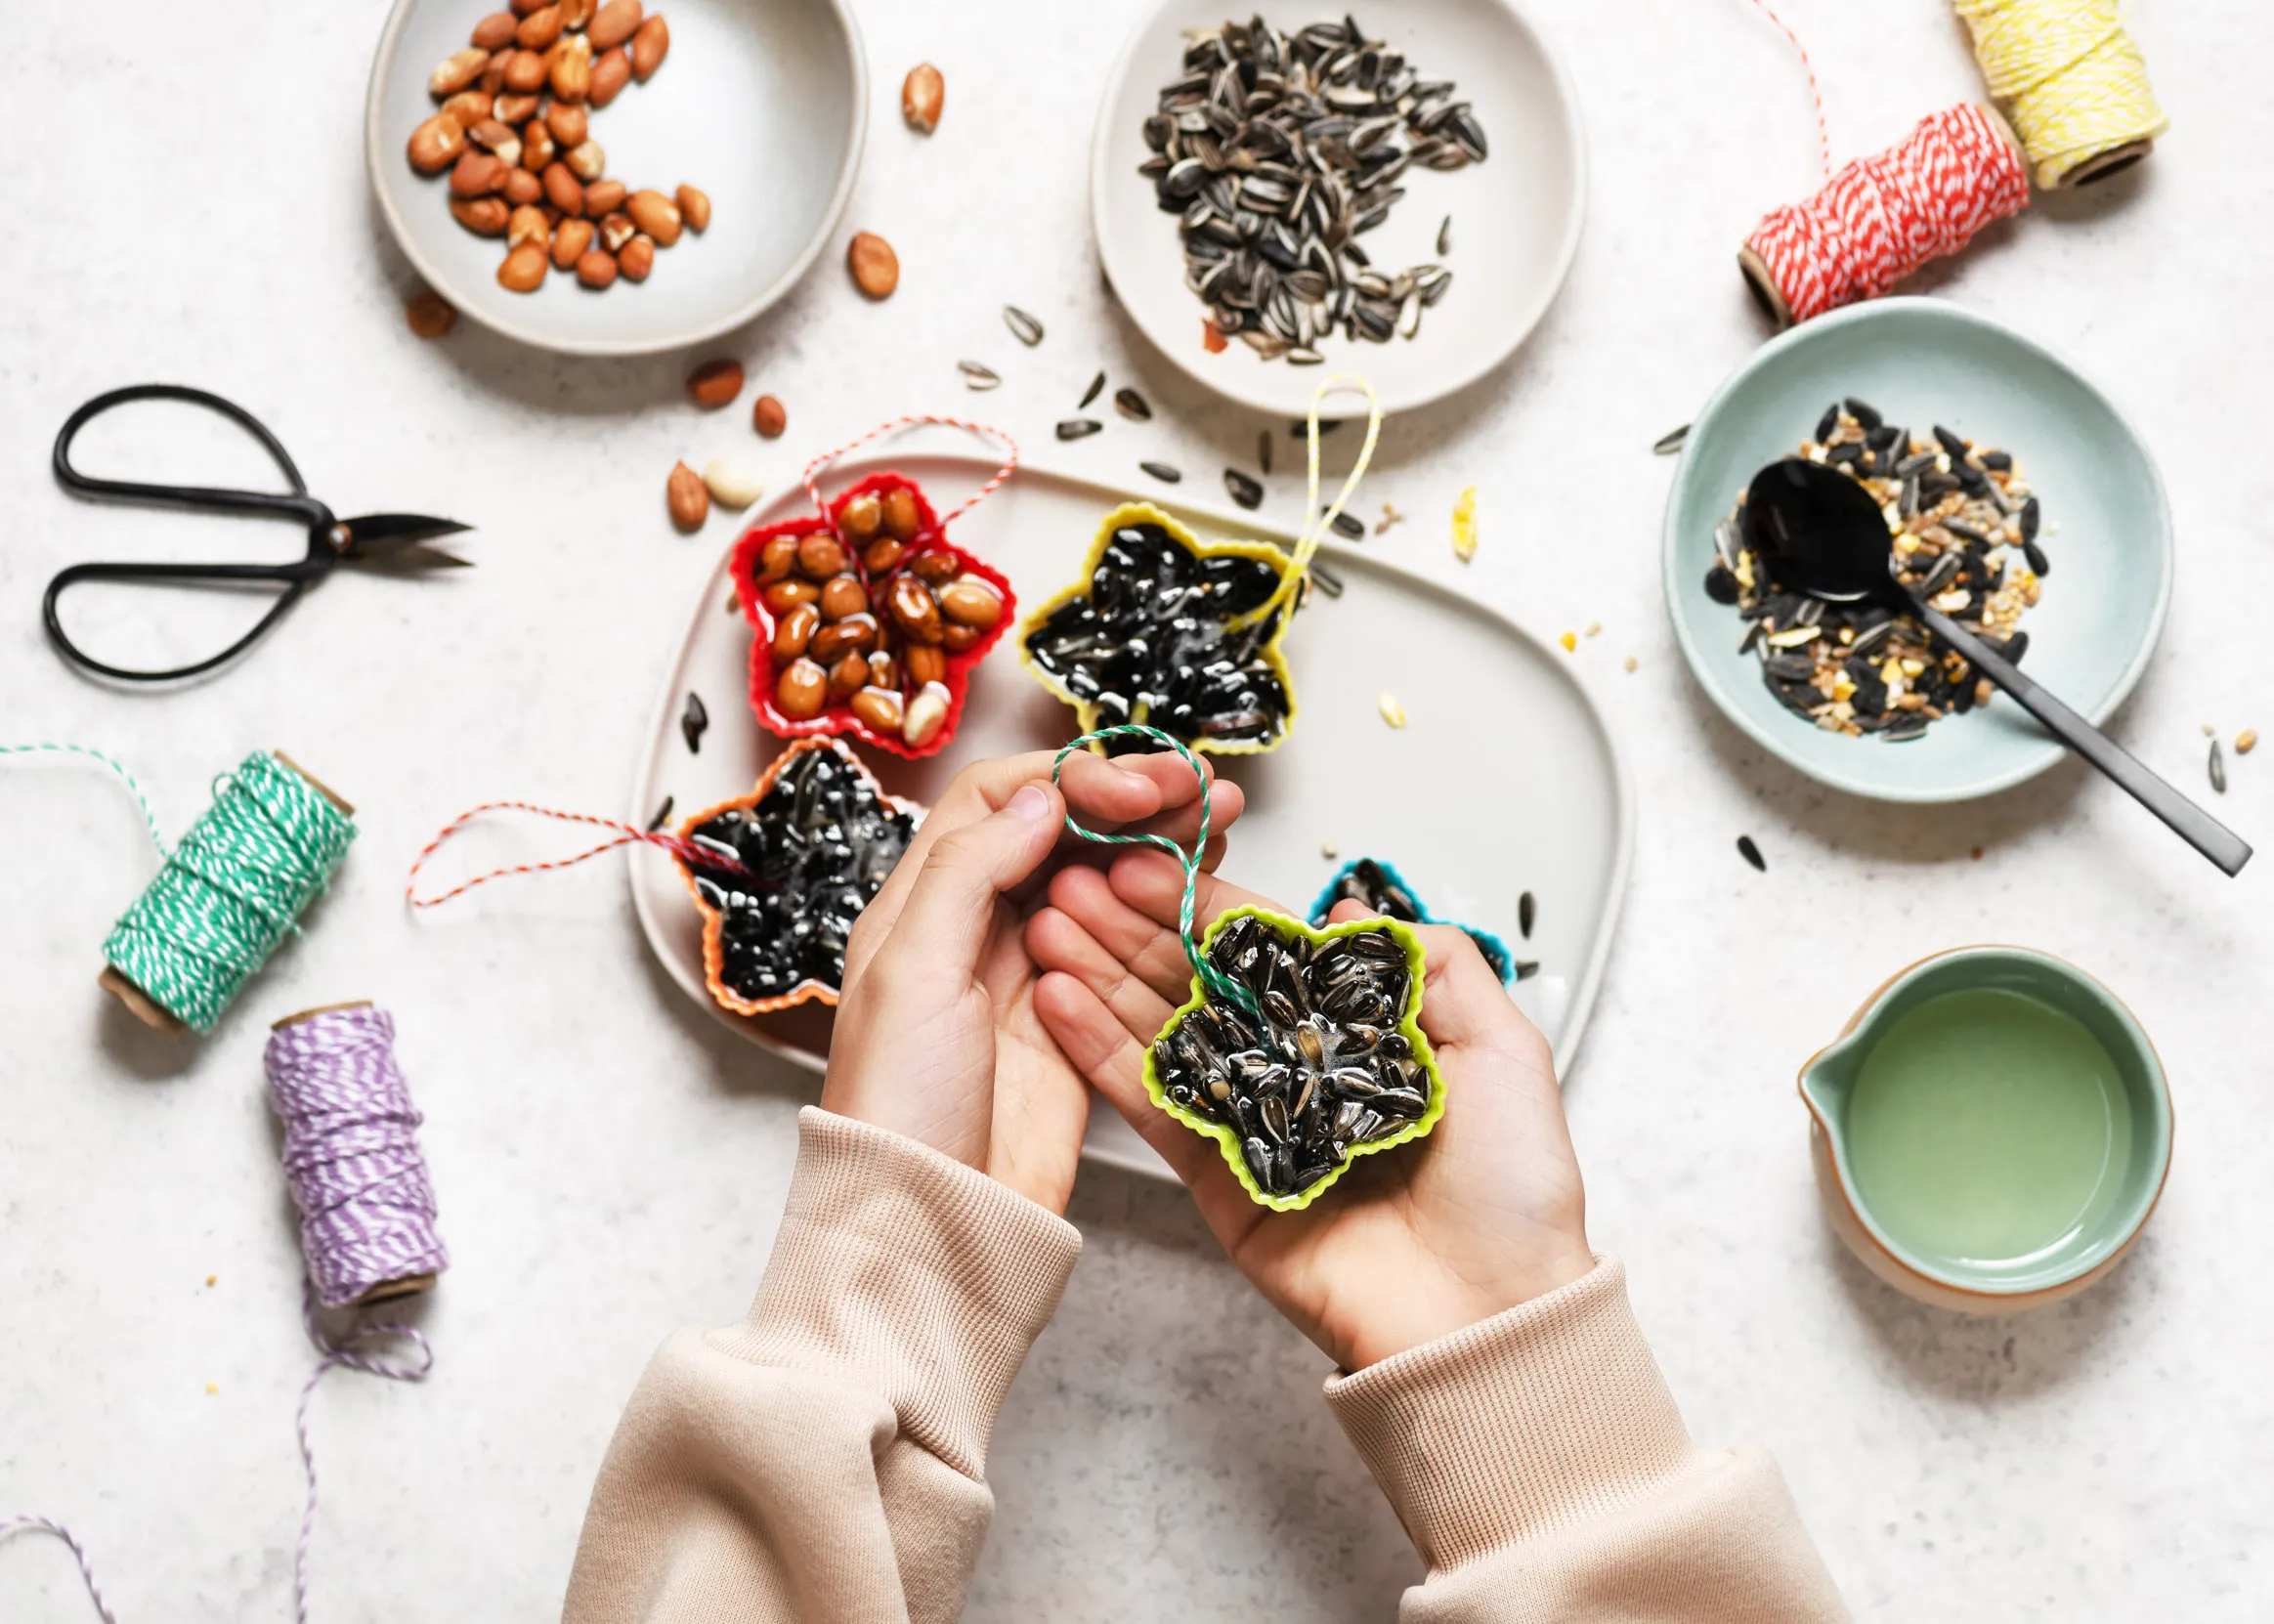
[2059,140,2151,189]
[273,999,440,1308]
[100,750,356,1036]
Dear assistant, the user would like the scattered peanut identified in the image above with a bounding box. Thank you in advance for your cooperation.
[902,64,944,133]
[702,459,764,509]
[405,289,458,338]
[2240,728,2259,755]
[752,394,787,439]
[411,0,699,297]
[688,359,745,409]
[847,232,899,298]
[666,460,708,531]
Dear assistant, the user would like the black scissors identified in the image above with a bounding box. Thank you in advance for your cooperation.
[45,384,472,682]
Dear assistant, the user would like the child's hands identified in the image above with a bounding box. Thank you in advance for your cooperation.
[1026,853,1593,1369]
[821,749,1241,1217]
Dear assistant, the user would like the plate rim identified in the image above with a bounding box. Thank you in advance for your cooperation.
[1086,0,1590,416]
[1659,296,2176,805]
[627,451,1636,1109]
[363,0,871,358]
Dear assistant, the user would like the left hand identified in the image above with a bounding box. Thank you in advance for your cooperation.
[821,748,1244,1216]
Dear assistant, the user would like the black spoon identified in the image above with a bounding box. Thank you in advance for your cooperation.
[1742,457,2251,876]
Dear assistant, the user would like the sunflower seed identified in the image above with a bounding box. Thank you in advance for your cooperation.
[1518,890,1534,938]
[646,794,674,833]
[1654,423,1691,455]
[1737,833,1766,872]
[1114,386,1153,422]
[957,359,1002,391]
[2210,740,2227,793]
[1004,305,1045,345]
[1057,418,1103,441]
[681,692,708,753]
[1308,561,1345,597]
[1139,460,1182,483]
[1437,213,1452,255]
[1329,510,1364,539]
[1258,429,1274,475]
[2023,537,2049,577]
[1079,370,1105,408]
[1224,467,1264,509]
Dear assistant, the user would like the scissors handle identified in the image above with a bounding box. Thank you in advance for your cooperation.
[53,384,329,528]
[43,560,315,684]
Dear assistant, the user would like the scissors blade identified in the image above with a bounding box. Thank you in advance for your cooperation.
[379,543,475,570]
[337,512,474,558]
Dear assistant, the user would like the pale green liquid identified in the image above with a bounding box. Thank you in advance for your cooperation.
[1846,988,2130,1268]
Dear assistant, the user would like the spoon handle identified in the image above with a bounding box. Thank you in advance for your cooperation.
[1912,599,2252,876]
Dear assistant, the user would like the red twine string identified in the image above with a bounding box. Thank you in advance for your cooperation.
[1744,105,2030,326]
[1744,0,1830,181]
[800,415,1018,545]
[405,802,739,909]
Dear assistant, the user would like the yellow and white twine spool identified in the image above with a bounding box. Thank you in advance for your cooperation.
[1952,0,2167,189]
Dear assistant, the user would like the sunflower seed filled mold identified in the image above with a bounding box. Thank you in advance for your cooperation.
[1145,907,1445,1211]
[1018,501,1301,754]
[674,738,919,1017]
[1309,856,1520,985]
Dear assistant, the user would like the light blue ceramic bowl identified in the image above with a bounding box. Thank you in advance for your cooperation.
[1662,299,2172,803]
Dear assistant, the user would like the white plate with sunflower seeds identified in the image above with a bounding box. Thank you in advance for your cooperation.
[627,444,1633,1180]
[365,0,866,356]
[1090,1,1586,417]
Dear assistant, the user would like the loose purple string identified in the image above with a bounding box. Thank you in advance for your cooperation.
[0,1517,118,1621]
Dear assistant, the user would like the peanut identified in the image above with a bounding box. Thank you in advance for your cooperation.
[861,536,904,576]
[515,4,562,49]
[510,0,545,14]
[902,64,944,133]
[587,0,642,51]
[619,234,655,279]
[819,576,868,620]
[589,46,630,106]
[581,179,626,215]
[777,660,829,720]
[545,102,587,148]
[904,644,946,687]
[702,459,764,509]
[839,493,881,542]
[467,118,522,168]
[762,578,819,613]
[882,488,921,541]
[937,577,1003,629]
[481,53,509,95]
[407,112,466,174]
[502,48,548,93]
[507,203,550,249]
[830,655,872,702]
[598,210,635,251]
[773,603,820,662]
[674,184,710,233]
[492,91,538,123]
[564,139,606,181]
[797,534,848,577]
[902,682,951,749]
[630,14,668,80]
[497,242,550,291]
[687,359,744,409]
[405,290,457,338]
[442,90,493,125]
[850,686,904,734]
[560,0,593,23]
[430,49,491,97]
[551,216,595,268]
[846,232,898,298]
[451,150,511,196]
[550,34,592,101]
[909,551,958,583]
[542,161,583,215]
[625,189,681,245]
[471,12,517,49]
[520,119,555,170]
[577,247,620,288]
[752,394,787,439]
[758,536,800,582]
[502,167,543,206]
[666,460,708,530]
[450,195,511,235]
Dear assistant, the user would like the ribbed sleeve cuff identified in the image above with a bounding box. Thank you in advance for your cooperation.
[1323,1256,1692,1570]
[722,1108,1083,1481]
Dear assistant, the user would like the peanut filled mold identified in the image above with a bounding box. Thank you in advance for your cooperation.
[1019,503,1300,753]
[1146,907,1444,1210]
[675,739,918,1015]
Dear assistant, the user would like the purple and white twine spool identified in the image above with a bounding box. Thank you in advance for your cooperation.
[266,1004,448,1305]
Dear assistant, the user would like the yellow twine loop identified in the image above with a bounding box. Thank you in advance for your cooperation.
[1953,0,2167,189]
[1231,374,1385,630]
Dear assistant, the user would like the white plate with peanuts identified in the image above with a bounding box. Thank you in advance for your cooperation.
[366,0,867,355]
[624,445,1634,1179]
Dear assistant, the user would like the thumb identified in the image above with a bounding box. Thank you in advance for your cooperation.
[883,782,1063,975]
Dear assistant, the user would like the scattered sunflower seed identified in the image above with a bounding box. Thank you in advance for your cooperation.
[1143,17,1481,364]
[1294,418,1345,437]
[1258,430,1274,475]
[1321,839,1339,859]
[958,359,1002,390]
[1584,620,1602,637]
[1140,459,1183,483]
[1513,961,1540,981]
[1737,833,1766,872]
[1330,510,1364,539]
[1004,305,1045,346]
[1079,369,1106,408]
[1224,467,1264,509]
[646,794,674,833]
[1518,890,1534,938]
[1437,214,1452,255]
[725,592,739,614]
[2239,728,2259,754]
[2210,740,2227,794]
[1308,561,1345,597]
[1375,503,1403,534]
[1652,423,1691,455]
[1057,418,1103,441]
[1114,386,1153,422]
[1378,691,1407,728]
[1623,654,1638,672]
[681,692,708,753]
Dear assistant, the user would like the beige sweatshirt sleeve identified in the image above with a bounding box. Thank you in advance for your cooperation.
[561,1107,1081,1624]
[1325,1257,1848,1623]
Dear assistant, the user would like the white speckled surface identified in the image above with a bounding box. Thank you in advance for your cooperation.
[3,2,2269,1620]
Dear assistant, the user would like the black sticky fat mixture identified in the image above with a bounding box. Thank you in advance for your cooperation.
[1024,521,1293,748]
[1315,857,1516,982]
[1151,915,1430,1197]
[686,748,915,1002]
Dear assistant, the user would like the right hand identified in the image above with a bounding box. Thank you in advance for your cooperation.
[1025,851,1593,1372]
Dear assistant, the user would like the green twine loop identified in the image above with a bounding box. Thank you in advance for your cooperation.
[0,743,169,854]
[1050,724,1259,1020]
[101,752,356,1032]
